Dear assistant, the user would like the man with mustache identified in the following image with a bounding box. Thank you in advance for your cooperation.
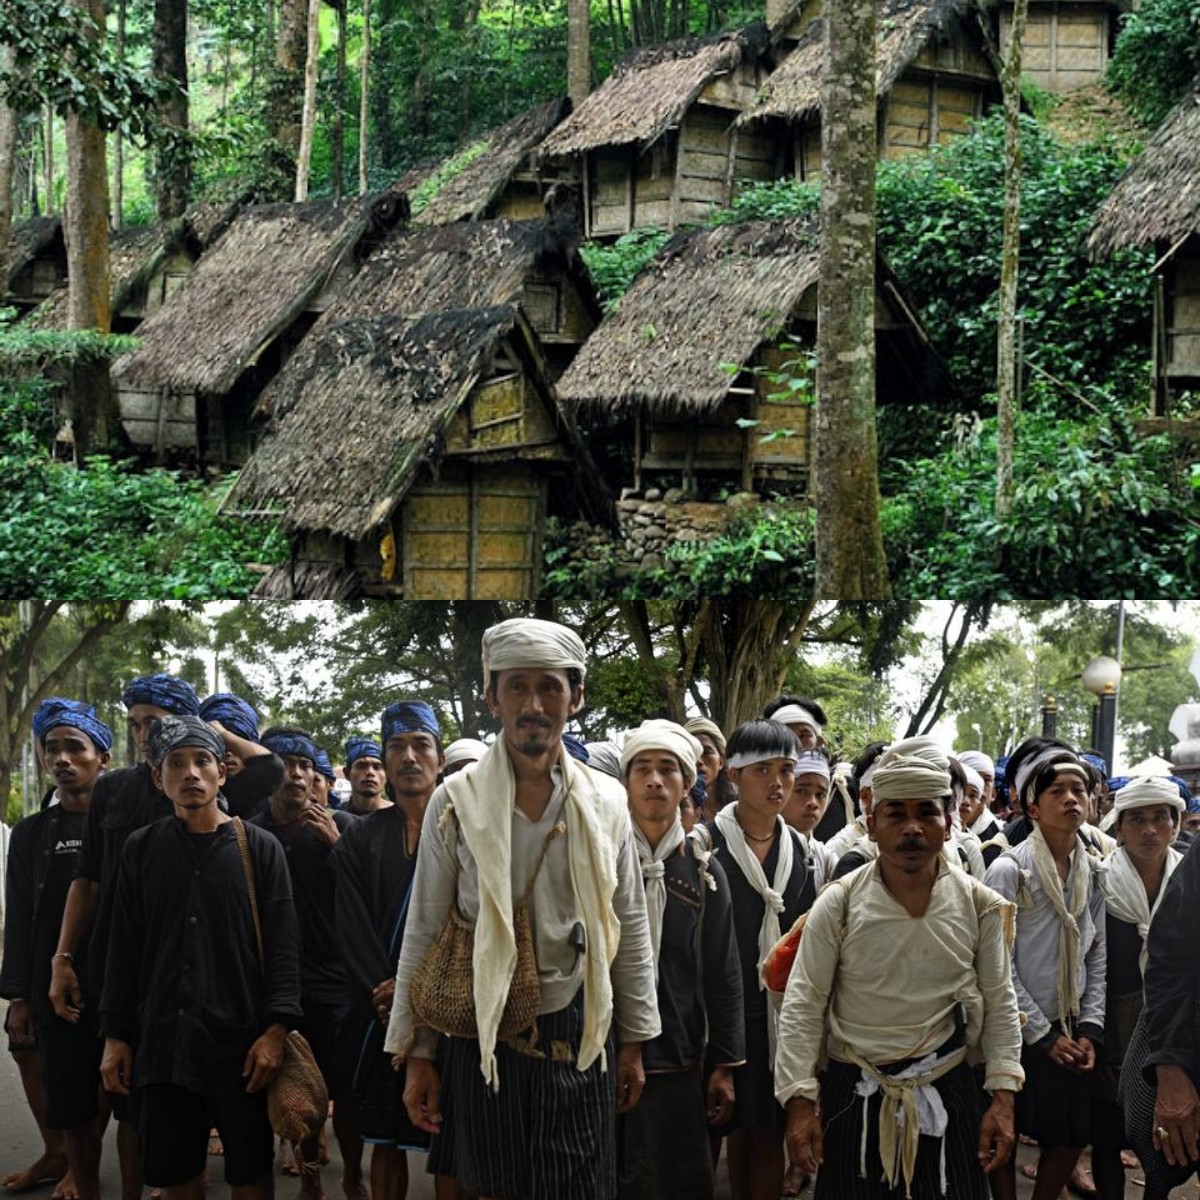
[776,746,1024,1199]
[333,701,443,1200]
[2,705,112,1200]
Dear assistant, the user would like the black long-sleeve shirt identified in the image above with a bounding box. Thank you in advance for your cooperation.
[223,753,285,820]
[250,806,354,1006]
[644,844,745,1074]
[99,816,302,1095]
[1142,836,1200,1079]
[1,805,89,1016]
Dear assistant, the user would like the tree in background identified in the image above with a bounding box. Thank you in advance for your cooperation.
[153,0,191,219]
[1107,0,1199,127]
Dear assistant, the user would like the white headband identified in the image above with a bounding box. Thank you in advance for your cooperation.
[962,765,985,797]
[957,750,995,780]
[482,618,587,680]
[443,738,490,770]
[620,720,702,783]
[794,750,831,782]
[872,749,952,802]
[1113,775,1185,815]
[770,704,823,734]
[1013,748,1087,806]
[729,747,800,770]
[584,741,622,780]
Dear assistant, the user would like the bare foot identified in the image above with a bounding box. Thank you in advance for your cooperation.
[208,1129,224,1157]
[1121,1150,1140,1170]
[1068,1164,1097,1197]
[4,1154,70,1193]
[340,1179,367,1200]
[49,1172,78,1200]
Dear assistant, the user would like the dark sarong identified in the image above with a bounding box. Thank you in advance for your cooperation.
[618,1063,714,1200]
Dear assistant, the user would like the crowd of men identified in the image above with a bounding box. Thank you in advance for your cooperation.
[3,614,1200,1200]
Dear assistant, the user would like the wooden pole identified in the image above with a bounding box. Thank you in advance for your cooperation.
[295,0,322,201]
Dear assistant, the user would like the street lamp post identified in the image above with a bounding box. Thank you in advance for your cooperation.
[1082,655,1122,775]
[1041,695,1058,738]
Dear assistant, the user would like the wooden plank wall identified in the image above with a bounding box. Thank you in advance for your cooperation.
[1166,249,1200,380]
[118,387,197,452]
[1001,3,1112,92]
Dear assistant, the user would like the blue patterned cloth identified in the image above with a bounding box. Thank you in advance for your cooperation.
[562,733,589,763]
[313,748,337,782]
[198,693,260,741]
[40,708,113,753]
[33,697,96,742]
[381,701,440,743]
[262,731,319,764]
[148,715,225,767]
[345,736,383,767]
[122,673,201,716]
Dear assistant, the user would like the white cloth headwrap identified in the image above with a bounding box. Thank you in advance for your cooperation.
[1101,843,1182,976]
[633,817,686,980]
[794,750,831,781]
[1013,748,1086,809]
[443,738,490,770]
[443,739,623,1090]
[961,765,985,797]
[770,704,823,734]
[584,741,622,780]
[886,735,950,769]
[859,760,881,790]
[620,719,702,784]
[685,717,726,758]
[1113,775,1185,815]
[714,803,794,1059]
[957,750,995,780]
[481,618,588,680]
[871,750,952,803]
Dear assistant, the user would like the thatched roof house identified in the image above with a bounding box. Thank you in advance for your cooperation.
[1089,89,1200,414]
[536,25,779,236]
[110,190,407,464]
[226,217,608,599]
[740,0,1002,178]
[409,97,572,225]
[5,216,66,309]
[557,218,951,495]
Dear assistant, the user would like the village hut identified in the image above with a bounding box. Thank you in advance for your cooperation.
[109,190,407,464]
[535,25,779,237]
[556,217,951,497]
[995,0,1131,93]
[408,97,573,225]
[5,216,66,311]
[225,216,609,599]
[739,0,1003,180]
[1089,89,1200,415]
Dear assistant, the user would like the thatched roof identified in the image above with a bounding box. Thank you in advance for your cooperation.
[253,561,363,600]
[228,305,534,539]
[110,190,406,396]
[537,24,770,158]
[1088,88,1200,257]
[6,215,63,287]
[557,218,823,415]
[740,0,987,124]
[412,98,570,225]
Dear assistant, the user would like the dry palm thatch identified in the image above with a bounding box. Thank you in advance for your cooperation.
[557,218,820,417]
[110,192,404,397]
[253,561,363,600]
[537,24,770,159]
[6,215,63,288]
[412,98,570,225]
[228,304,527,539]
[1088,88,1200,257]
[739,0,983,125]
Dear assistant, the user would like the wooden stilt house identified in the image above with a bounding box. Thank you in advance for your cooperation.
[996,0,1131,93]
[224,217,610,599]
[739,0,1003,180]
[555,217,951,497]
[5,216,66,312]
[109,191,407,465]
[535,25,778,238]
[1089,89,1200,416]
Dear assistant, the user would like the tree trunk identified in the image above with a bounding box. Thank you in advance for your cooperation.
[568,0,591,108]
[995,0,1027,521]
[332,0,346,200]
[0,44,17,289]
[814,0,890,599]
[274,0,309,159]
[153,0,190,220]
[295,0,322,201]
[44,105,54,213]
[358,0,370,193]
[112,0,126,227]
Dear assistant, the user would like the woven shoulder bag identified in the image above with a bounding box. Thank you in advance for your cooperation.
[409,805,564,1040]
[232,818,329,1143]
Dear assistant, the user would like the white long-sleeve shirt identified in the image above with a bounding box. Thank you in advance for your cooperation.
[775,858,1024,1104]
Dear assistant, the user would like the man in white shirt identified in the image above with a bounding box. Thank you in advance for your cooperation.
[776,747,1023,1199]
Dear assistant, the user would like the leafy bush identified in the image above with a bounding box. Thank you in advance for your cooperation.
[1108,0,1199,127]
[580,228,671,311]
[711,177,820,225]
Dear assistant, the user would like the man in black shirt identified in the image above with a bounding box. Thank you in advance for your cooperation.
[344,737,387,816]
[619,720,745,1200]
[2,707,111,1200]
[99,715,302,1198]
[198,692,284,820]
[253,728,355,1197]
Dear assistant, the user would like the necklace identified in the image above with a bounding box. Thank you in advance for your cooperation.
[738,817,775,844]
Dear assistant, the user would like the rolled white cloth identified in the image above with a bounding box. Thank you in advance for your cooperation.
[1112,775,1185,815]
[482,618,587,680]
[685,717,726,758]
[584,740,622,780]
[871,749,952,803]
[443,738,490,771]
[794,750,831,781]
[771,704,823,735]
[1013,748,1087,809]
[961,764,985,797]
[620,719,702,784]
[957,750,995,780]
[633,817,687,979]
[1101,843,1182,976]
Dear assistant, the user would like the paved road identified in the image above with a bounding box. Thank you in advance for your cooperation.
[2,1001,1195,1199]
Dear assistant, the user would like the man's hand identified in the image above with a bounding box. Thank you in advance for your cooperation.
[1154,1064,1200,1167]
[615,1042,645,1114]
[371,979,396,1025]
[49,958,84,1023]
[977,1089,1015,1173]
[300,803,340,848]
[403,1056,443,1134]
[705,1065,735,1126]
[6,999,36,1047]
[100,1038,133,1095]
[785,1096,824,1176]
[243,1024,288,1093]
[1046,1033,1094,1072]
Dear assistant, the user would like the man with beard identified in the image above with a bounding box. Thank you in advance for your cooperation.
[252,728,354,1197]
[50,673,201,1200]
[344,738,389,815]
[334,701,444,1200]
[777,747,1024,1200]
[99,716,301,1200]
[3,708,112,1200]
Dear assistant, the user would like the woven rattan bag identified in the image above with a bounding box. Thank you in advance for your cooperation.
[233,818,329,1143]
[409,806,563,1040]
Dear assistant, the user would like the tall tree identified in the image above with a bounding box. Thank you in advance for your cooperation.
[331,0,346,199]
[358,0,369,192]
[274,0,308,160]
[567,0,590,109]
[153,0,191,219]
[294,0,321,199]
[0,44,16,288]
[814,0,890,599]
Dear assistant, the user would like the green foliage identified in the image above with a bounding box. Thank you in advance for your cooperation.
[710,177,820,225]
[580,229,671,311]
[1108,0,1199,127]
[409,139,488,214]
[541,519,622,599]
[884,410,1200,599]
